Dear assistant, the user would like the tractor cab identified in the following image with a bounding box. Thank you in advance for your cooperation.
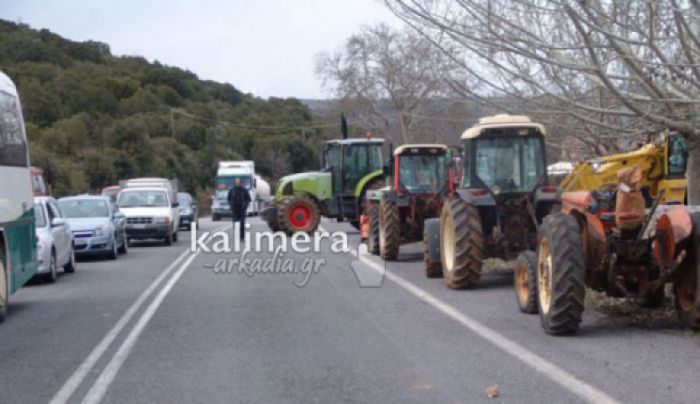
[389,144,450,197]
[321,138,384,196]
[461,114,548,198]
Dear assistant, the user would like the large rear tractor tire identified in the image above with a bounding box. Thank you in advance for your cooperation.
[440,197,483,289]
[673,212,700,329]
[514,251,538,314]
[366,201,380,255]
[536,213,586,335]
[277,195,321,234]
[423,218,442,278]
[379,197,401,260]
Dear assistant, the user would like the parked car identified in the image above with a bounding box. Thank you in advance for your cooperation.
[177,192,199,230]
[100,185,120,201]
[33,197,75,282]
[57,196,127,259]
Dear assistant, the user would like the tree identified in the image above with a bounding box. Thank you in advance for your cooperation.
[315,23,468,143]
[385,0,700,201]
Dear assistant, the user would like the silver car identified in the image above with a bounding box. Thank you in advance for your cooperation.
[34,197,76,283]
[57,196,128,259]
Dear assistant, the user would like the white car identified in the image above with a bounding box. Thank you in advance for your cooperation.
[117,187,180,245]
[33,197,76,283]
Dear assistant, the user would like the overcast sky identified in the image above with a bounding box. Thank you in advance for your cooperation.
[1,0,401,99]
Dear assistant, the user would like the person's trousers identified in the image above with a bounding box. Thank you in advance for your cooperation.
[232,210,246,239]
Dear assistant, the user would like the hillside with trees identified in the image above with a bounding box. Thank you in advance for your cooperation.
[0,19,332,197]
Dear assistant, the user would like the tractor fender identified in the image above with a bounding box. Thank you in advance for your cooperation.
[354,170,385,199]
[455,189,496,206]
[654,206,694,267]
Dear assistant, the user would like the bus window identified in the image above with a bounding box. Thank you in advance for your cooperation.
[0,91,28,167]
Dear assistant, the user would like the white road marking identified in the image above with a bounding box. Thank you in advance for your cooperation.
[325,222,618,404]
[50,224,229,404]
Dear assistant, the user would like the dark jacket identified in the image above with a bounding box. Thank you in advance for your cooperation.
[227,185,251,213]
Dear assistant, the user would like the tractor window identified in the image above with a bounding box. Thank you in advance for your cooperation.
[667,134,688,176]
[461,140,472,188]
[342,143,383,194]
[398,153,447,194]
[474,136,545,193]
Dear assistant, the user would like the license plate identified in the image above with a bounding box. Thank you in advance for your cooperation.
[74,239,87,245]
[131,224,147,229]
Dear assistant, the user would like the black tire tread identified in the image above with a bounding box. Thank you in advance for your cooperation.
[441,197,484,289]
[379,197,400,260]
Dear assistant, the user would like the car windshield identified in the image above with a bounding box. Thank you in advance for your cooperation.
[216,175,252,190]
[58,199,109,218]
[117,190,169,207]
[398,153,447,194]
[471,136,545,192]
[33,203,47,227]
[177,193,192,205]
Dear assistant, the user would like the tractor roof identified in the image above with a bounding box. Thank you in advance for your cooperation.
[461,114,546,139]
[326,138,384,145]
[394,144,448,155]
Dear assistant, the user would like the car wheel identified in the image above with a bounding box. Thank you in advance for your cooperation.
[172,229,178,242]
[108,237,118,260]
[46,250,58,283]
[64,248,76,273]
[118,232,128,254]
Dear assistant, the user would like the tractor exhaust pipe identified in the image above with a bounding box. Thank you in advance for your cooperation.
[341,114,348,139]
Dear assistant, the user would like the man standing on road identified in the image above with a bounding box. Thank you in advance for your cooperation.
[227,178,251,240]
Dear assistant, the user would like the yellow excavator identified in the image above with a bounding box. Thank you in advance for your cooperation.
[559,132,689,203]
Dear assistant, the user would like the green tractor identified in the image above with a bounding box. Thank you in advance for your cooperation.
[262,136,385,234]
[364,144,454,272]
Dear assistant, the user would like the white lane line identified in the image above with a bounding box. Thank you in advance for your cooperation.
[80,224,232,404]
[342,238,619,404]
[50,225,229,404]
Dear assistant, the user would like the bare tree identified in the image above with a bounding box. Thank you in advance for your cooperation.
[315,23,475,143]
[385,0,700,201]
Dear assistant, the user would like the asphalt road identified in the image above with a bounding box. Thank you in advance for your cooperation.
[0,217,698,403]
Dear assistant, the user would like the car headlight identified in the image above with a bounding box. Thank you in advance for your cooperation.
[93,226,105,236]
[154,217,171,224]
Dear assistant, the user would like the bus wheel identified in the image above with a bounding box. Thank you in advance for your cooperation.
[0,247,8,323]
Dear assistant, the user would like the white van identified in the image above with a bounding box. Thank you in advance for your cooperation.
[116,178,180,245]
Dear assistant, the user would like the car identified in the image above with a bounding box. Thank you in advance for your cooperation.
[57,195,128,259]
[177,192,199,230]
[33,197,76,283]
[117,181,180,246]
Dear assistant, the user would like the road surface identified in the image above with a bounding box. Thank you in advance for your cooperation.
[0,217,698,403]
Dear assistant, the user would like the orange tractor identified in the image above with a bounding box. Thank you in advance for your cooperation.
[526,165,700,334]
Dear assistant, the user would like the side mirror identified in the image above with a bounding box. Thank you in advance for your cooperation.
[51,218,66,227]
[172,202,180,208]
[114,212,125,220]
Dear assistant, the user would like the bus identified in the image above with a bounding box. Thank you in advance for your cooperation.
[0,70,38,322]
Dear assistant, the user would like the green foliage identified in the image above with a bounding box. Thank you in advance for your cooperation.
[0,19,332,196]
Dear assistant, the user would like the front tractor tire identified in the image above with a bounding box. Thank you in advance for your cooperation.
[536,213,586,335]
[423,218,442,278]
[277,195,321,234]
[514,251,538,314]
[366,201,380,255]
[378,197,400,260]
[673,212,700,330]
[440,197,483,289]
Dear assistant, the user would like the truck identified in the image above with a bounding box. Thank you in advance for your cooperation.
[211,161,259,220]
[0,70,39,321]
[116,178,180,246]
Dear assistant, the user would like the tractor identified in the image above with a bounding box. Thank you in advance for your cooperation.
[426,115,561,293]
[261,134,385,234]
[531,165,700,334]
[363,144,454,274]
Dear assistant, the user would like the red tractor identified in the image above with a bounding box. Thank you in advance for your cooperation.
[364,144,455,274]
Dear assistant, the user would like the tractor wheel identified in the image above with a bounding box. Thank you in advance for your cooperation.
[514,251,538,314]
[277,195,321,234]
[366,201,380,255]
[673,212,700,329]
[423,218,442,278]
[536,213,586,335]
[378,197,400,260]
[440,197,483,289]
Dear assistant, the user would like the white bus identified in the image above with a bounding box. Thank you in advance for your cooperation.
[0,70,38,322]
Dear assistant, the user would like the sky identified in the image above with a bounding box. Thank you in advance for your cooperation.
[0,0,401,99]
